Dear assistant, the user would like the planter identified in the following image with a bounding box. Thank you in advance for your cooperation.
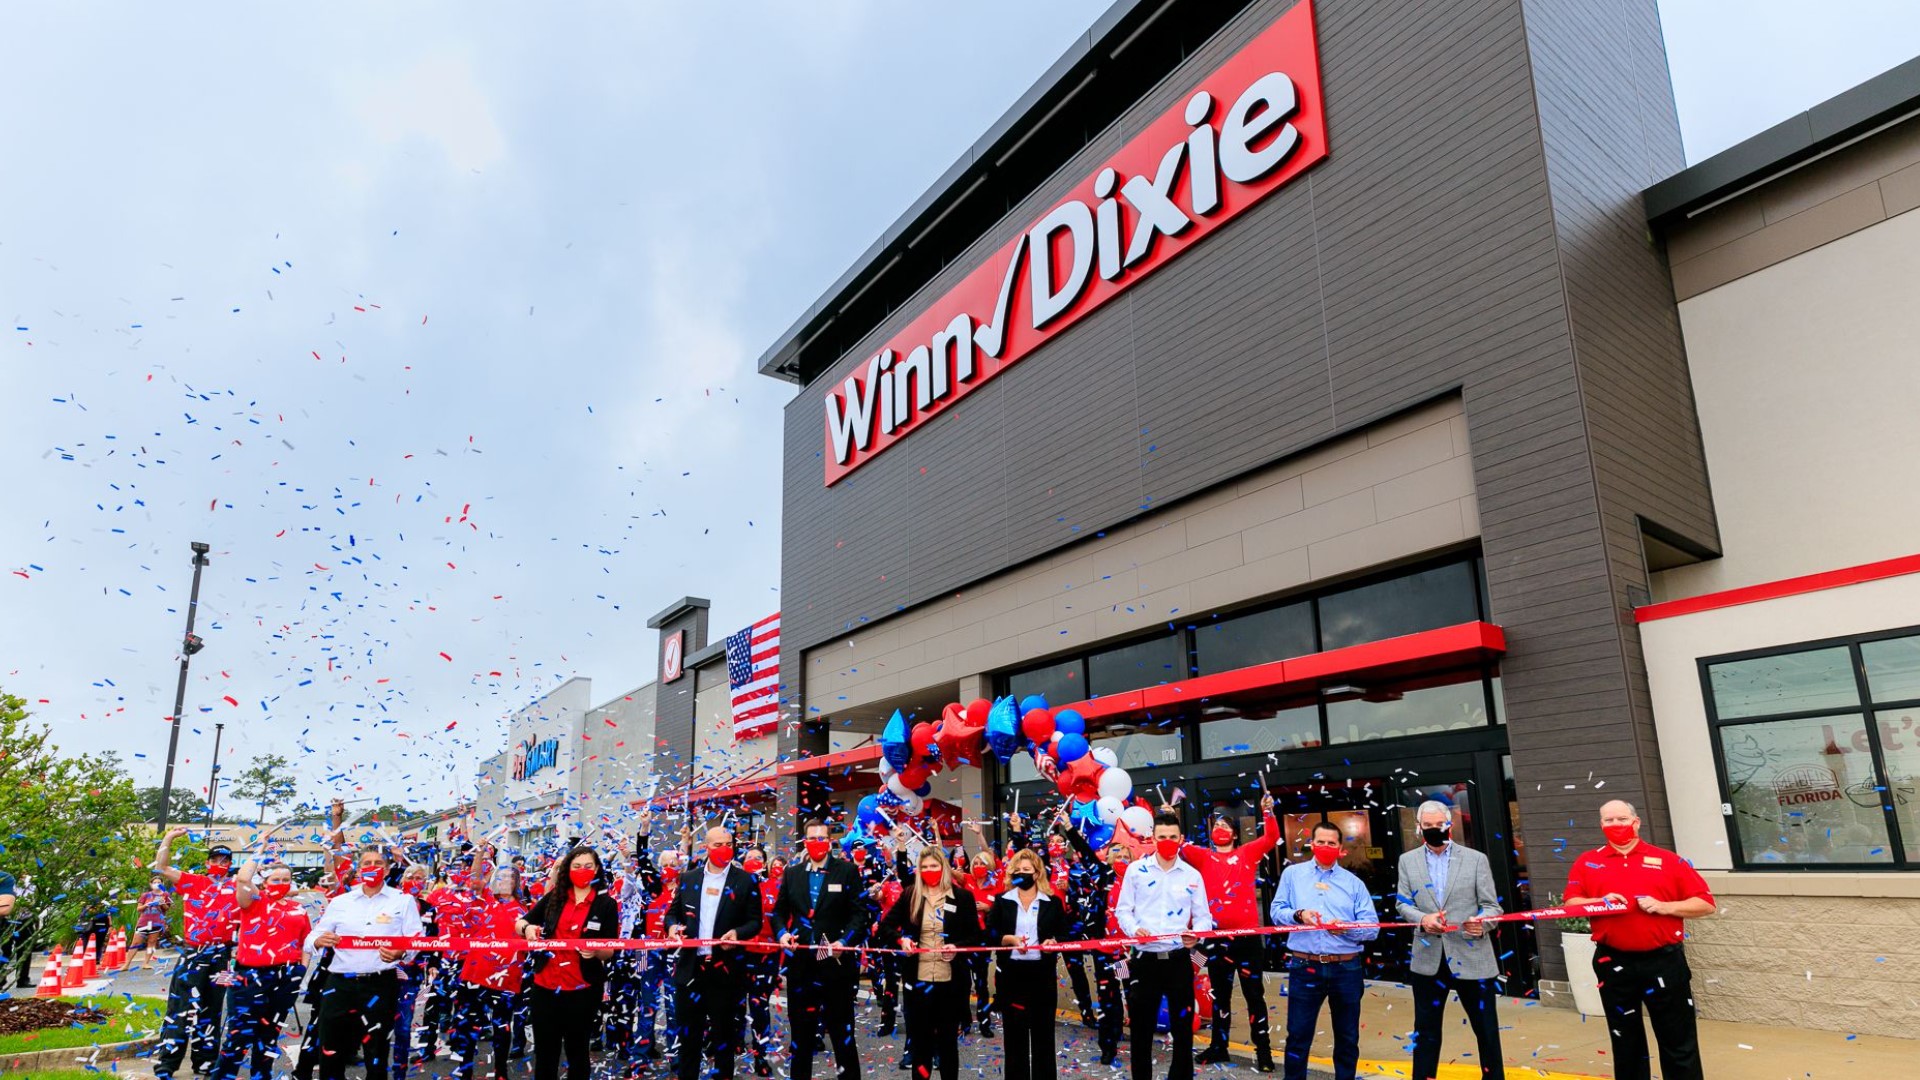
[2,1035,155,1074]
[1559,932,1605,1017]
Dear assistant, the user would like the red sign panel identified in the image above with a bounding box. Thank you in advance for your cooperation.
[662,629,685,684]
[822,0,1328,485]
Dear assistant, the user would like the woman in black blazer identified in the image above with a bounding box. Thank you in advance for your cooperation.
[878,848,982,1080]
[516,846,620,1080]
[987,847,1073,1080]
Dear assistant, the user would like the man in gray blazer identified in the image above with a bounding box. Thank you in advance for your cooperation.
[1395,800,1505,1080]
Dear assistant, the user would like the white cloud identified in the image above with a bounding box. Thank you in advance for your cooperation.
[352,50,506,173]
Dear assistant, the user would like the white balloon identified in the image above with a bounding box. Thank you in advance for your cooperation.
[886,773,915,800]
[1090,746,1120,768]
[1119,805,1153,839]
[1095,797,1125,825]
[1097,767,1133,803]
[877,756,897,778]
[901,792,926,816]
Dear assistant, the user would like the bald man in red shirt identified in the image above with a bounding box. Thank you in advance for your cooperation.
[1564,800,1715,1080]
[1183,794,1278,1070]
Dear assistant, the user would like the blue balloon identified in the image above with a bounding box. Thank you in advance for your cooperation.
[1018,694,1051,716]
[1069,798,1113,849]
[1054,709,1086,736]
[881,709,913,771]
[1057,732,1090,763]
[857,793,892,833]
[986,695,1022,763]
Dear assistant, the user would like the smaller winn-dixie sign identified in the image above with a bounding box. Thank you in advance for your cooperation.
[822,0,1327,486]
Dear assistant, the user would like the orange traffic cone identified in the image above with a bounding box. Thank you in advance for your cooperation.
[34,949,63,997]
[79,935,98,979]
[61,946,84,989]
[107,929,127,971]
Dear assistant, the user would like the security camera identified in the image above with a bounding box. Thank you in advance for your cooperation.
[190,541,211,555]
[184,633,205,656]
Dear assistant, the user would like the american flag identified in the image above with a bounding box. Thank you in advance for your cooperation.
[725,612,780,740]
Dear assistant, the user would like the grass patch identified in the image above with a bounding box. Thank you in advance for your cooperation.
[0,1071,149,1079]
[0,995,166,1057]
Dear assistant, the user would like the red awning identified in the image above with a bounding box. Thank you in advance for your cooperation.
[635,774,778,810]
[1065,620,1505,723]
[777,743,883,777]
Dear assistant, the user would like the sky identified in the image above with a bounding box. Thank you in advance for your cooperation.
[4,0,1919,813]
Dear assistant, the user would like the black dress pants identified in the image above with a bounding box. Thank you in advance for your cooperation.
[1093,951,1126,1060]
[1408,968,1504,1080]
[789,956,862,1080]
[997,958,1057,1080]
[528,985,599,1080]
[1592,945,1703,1080]
[675,956,748,1080]
[1203,936,1271,1054]
[1129,949,1195,1080]
[316,970,400,1080]
[903,976,962,1080]
[156,943,235,1079]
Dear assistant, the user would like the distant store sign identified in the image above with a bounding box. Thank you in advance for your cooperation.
[512,737,561,782]
[663,629,686,684]
[822,0,1328,485]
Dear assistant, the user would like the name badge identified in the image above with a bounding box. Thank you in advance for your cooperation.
[705,887,721,897]
[827,883,843,893]
[1642,856,1664,868]
[586,920,601,930]
[943,903,957,913]
[1314,882,1331,891]
[375,912,394,924]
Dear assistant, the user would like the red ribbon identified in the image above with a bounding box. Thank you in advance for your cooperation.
[334,900,1625,955]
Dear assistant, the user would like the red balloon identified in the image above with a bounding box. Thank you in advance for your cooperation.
[910,721,936,760]
[899,765,931,790]
[1060,756,1102,801]
[1020,708,1055,744]
[965,698,992,727]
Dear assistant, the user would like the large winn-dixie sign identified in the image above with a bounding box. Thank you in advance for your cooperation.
[822,0,1327,486]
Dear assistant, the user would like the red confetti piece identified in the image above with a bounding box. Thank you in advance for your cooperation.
[439,652,452,661]
[222,695,238,707]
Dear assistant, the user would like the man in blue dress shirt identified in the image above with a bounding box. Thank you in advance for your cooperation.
[1269,822,1378,1080]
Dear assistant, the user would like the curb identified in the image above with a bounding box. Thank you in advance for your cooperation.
[1,1035,157,1074]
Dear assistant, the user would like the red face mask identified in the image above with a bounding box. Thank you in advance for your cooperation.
[850,846,867,865]
[1211,826,1234,846]
[742,856,765,874]
[1311,843,1341,868]
[401,879,423,895]
[708,846,734,868]
[359,865,385,887]
[1111,855,1129,870]
[568,865,597,887]
[1155,837,1182,860]
[918,868,944,888]
[1047,842,1066,857]
[804,838,831,863]
[1602,823,1638,848]
[261,882,292,903]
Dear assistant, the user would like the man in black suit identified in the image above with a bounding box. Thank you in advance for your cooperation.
[774,818,871,1080]
[667,825,764,1080]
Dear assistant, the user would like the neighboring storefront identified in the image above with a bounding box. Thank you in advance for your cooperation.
[1636,58,1920,1038]
[475,675,660,851]
[758,0,1717,998]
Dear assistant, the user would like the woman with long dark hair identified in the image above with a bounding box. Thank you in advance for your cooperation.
[879,848,982,1080]
[516,847,619,1080]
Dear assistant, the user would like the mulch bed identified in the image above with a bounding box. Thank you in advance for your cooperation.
[0,999,109,1036]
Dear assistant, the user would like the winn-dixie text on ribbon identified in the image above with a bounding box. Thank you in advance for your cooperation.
[819,0,1328,486]
[337,900,1626,955]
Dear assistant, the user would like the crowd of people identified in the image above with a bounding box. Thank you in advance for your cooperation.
[115,797,1714,1080]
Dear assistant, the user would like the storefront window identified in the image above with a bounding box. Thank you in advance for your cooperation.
[1193,602,1314,676]
[1704,629,1920,870]
[1008,728,1184,782]
[1318,560,1479,651]
[1718,715,1893,865]
[1008,659,1084,708]
[1199,703,1320,757]
[1325,673,1489,744]
[1087,634,1182,697]
[1709,646,1861,720]
[1862,634,1920,704]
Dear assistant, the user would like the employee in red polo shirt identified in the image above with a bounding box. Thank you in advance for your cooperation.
[1183,793,1279,1070]
[517,846,620,1080]
[153,825,241,1080]
[1563,800,1715,1080]
[214,860,312,1080]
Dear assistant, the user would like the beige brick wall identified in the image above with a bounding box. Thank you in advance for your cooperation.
[803,397,1477,720]
[1687,893,1920,1038]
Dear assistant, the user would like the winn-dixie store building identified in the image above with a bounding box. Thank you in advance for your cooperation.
[762,0,1714,998]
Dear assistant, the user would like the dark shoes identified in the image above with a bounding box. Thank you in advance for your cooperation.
[1197,1046,1231,1065]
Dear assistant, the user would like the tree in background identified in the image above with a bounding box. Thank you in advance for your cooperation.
[137,785,212,824]
[0,688,149,984]
[229,753,300,824]
[354,803,410,826]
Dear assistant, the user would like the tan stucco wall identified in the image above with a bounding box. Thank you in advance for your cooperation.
[1659,207,1920,602]
[693,661,775,784]
[804,397,1477,719]
[1686,887,1920,1039]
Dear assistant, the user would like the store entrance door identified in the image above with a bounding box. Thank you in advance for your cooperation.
[1184,747,1535,994]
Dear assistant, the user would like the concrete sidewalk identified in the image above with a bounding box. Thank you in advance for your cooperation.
[1185,979,1915,1078]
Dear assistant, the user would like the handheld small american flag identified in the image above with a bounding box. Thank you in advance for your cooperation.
[725,612,780,740]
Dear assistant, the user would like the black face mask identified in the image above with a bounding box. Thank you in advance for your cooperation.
[1010,872,1037,891]
[1421,826,1451,848]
